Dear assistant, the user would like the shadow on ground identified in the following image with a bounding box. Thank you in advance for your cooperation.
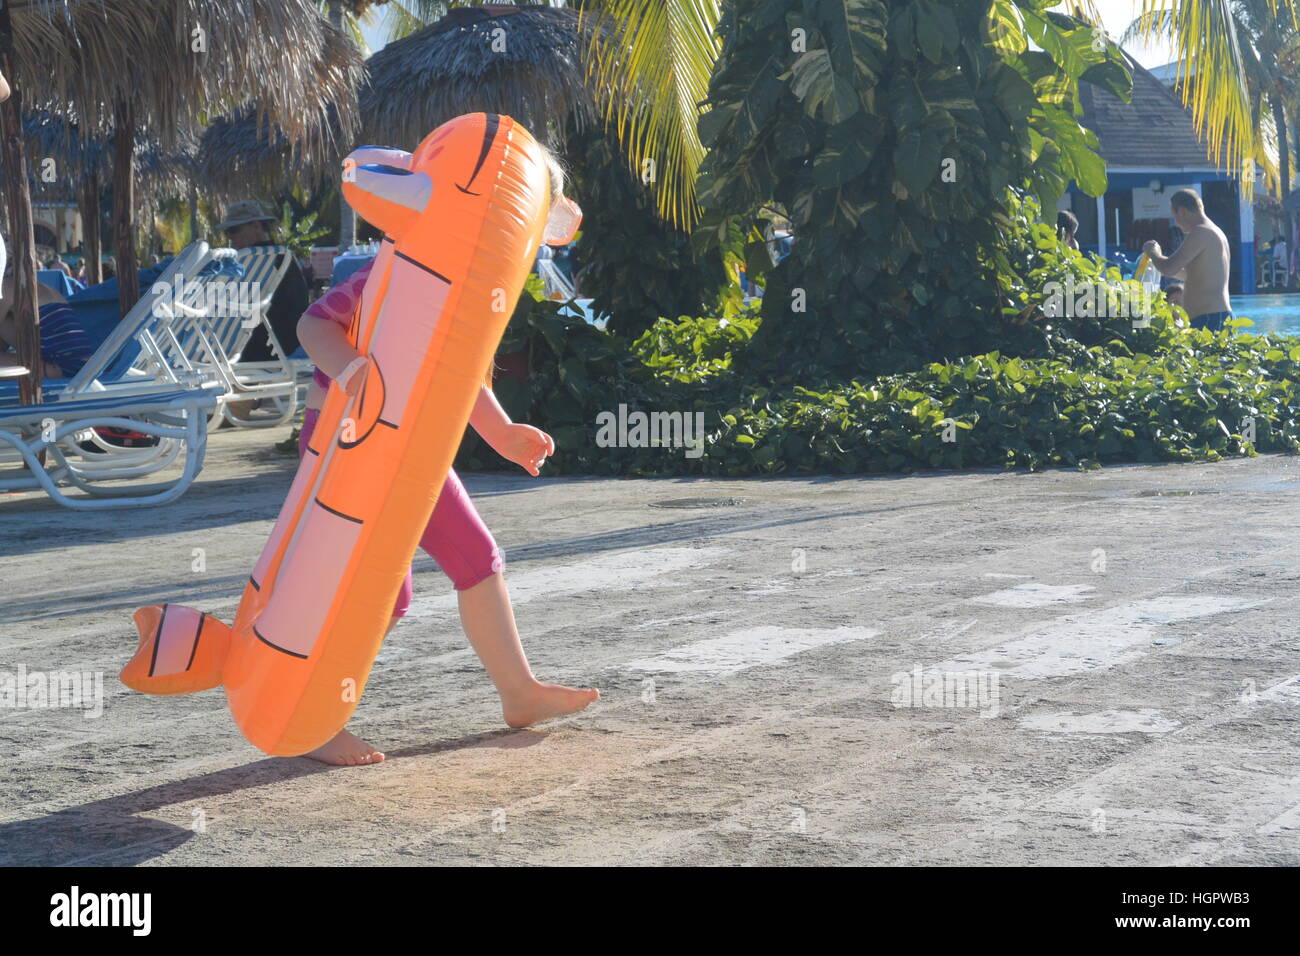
[0,728,542,866]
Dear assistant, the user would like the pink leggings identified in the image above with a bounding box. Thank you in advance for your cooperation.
[299,408,503,617]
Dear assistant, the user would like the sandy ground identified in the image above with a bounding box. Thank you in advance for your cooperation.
[1,425,1298,866]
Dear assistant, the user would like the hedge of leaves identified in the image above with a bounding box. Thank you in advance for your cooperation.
[454,274,1300,477]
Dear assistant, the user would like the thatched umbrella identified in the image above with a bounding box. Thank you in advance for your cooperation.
[197,104,349,205]
[13,112,194,285]
[217,4,603,255]
[0,0,362,404]
[358,4,598,152]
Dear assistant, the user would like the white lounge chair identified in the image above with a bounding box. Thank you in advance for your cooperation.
[171,244,304,428]
[0,242,227,508]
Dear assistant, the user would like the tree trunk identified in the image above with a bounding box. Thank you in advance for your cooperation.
[329,0,356,252]
[80,171,102,286]
[0,50,42,404]
[188,180,199,246]
[113,101,139,318]
[1272,96,1291,204]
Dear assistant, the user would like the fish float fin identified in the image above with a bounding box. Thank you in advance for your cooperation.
[120,604,231,695]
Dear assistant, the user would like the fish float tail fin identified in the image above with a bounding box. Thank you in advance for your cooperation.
[120,604,231,695]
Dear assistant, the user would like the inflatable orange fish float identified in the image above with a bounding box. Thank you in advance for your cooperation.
[120,113,581,755]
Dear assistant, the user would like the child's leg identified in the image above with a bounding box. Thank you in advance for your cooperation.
[420,469,598,726]
[303,612,400,767]
[298,406,401,765]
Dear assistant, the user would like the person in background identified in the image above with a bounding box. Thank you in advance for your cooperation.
[0,269,93,380]
[1163,280,1186,326]
[1272,234,1289,288]
[216,200,309,363]
[1164,280,1184,311]
[1056,210,1080,250]
[1143,189,1232,331]
[216,201,310,421]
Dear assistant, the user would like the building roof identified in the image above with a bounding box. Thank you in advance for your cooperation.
[1147,60,1192,85]
[1078,52,1221,170]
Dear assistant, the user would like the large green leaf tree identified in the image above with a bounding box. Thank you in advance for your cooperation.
[692,0,1131,379]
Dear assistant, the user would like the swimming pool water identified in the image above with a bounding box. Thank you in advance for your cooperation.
[1229,293,1300,337]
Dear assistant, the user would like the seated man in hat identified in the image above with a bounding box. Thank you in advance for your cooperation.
[217,200,310,418]
[218,200,309,361]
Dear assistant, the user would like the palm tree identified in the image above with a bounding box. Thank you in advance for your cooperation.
[1123,0,1299,194]
[578,1,1300,233]
[1124,1,1299,196]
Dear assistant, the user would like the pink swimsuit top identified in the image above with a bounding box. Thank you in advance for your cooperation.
[307,261,375,390]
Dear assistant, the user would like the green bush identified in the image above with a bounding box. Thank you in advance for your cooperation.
[707,331,1300,475]
[456,274,1300,477]
[565,124,734,339]
[693,0,1133,381]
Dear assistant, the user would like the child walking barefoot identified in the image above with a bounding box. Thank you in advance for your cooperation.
[294,167,597,767]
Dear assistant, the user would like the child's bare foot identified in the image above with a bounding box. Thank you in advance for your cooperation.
[502,682,599,728]
[303,729,385,766]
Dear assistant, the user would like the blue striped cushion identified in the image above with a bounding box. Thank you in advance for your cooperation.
[38,302,95,377]
[0,384,221,426]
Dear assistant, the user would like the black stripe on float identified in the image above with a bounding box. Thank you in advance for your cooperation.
[147,603,169,677]
[457,113,500,196]
[249,576,261,591]
[307,445,319,456]
[314,497,364,524]
[381,235,395,244]
[253,624,309,660]
[185,612,204,672]
[393,249,452,284]
[378,418,398,430]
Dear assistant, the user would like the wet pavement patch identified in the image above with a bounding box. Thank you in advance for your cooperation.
[649,497,748,509]
[1133,489,1220,497]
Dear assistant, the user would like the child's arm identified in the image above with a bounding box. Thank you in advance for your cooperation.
[297,311,362,381]
[469,385,555,476]
[296,265,372,393]
[468,384,512,444]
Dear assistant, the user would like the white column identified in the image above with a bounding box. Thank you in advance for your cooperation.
[1097,193,1107,259]
[1238,183,1255,294]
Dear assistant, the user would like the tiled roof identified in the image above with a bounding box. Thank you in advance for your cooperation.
[1078,52,1221,170]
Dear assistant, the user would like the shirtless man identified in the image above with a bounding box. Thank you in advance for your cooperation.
[1142,188,1232,331]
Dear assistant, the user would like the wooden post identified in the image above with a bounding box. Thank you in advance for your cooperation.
[0,46,42,404]
[80,171,102,285]
[112,100,139,318]
[328,0,356,253]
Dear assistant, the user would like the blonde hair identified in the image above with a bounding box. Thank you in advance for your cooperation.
[541,147,566,208]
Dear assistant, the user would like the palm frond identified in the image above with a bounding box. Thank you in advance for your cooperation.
[1056,0,1103,23]
[1138,0,1299,193]
[1118,9,1174,47]
[580,0,722,230]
